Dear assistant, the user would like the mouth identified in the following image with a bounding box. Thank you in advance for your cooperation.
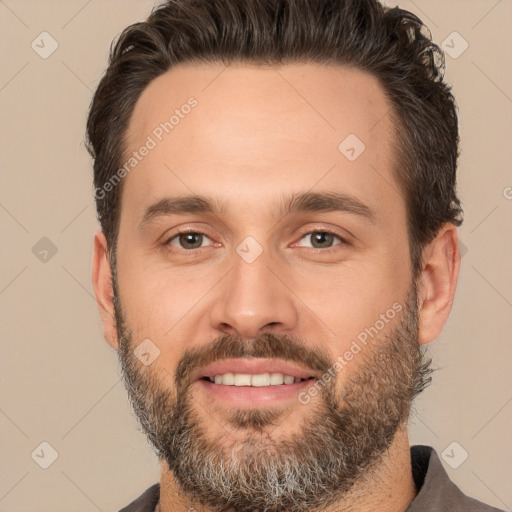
[200,373,313,386]
[193,358,319,406]
[194,357,318,384]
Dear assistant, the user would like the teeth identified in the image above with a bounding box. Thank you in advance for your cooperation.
[234,374,251,386]
[206,372,305,386]
[269,373,284,385]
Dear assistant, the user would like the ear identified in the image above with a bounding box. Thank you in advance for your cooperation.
[92,231,119,350]
[417,223,461,345]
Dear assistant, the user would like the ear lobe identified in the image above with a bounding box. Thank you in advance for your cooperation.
[92,231,119,350]
[416,224,461,345]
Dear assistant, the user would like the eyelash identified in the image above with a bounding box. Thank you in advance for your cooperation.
[162,228,350,255]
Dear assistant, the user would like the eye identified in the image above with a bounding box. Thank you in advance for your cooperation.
[165,230,213,251]
[294,230,347,251]
[162,228,349,255]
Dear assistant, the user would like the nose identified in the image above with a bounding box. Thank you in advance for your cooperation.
[209,246,299,339]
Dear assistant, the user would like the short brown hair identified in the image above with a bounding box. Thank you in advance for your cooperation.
[86,0,463,276]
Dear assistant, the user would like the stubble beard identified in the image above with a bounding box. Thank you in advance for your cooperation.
[114,277,432,512]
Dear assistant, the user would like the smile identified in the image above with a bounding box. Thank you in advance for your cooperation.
[202,372,310,386]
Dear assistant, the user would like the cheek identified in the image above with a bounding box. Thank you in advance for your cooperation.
[115,255,219,343]
[290,254,409,349]
[118,274,186,332]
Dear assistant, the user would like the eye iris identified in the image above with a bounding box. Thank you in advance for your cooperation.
[175,232,336,250]
[311,232,334,249]
[180,233,203,249]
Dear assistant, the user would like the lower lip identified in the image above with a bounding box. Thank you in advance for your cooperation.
[195,378,316,406]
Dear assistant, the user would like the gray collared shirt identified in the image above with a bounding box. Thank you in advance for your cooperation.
[118,445,505,511]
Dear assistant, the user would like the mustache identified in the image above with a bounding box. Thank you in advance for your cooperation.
[174,332,333,390]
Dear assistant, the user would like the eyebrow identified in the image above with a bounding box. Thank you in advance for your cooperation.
[138,191,376,230]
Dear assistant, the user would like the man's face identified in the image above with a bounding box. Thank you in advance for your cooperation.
[112,62,430,510]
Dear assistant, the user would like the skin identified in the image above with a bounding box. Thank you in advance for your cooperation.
[92,61,460,511]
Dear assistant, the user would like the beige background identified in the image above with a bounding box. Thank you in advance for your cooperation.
[1,0,511,511]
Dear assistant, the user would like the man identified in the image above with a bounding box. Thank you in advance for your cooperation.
[87,0,503,511]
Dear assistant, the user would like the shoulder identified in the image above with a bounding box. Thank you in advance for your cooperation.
[407,445,505,512]
[117,482,160,512]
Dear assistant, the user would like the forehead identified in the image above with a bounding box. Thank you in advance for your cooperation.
[122,61,402,224]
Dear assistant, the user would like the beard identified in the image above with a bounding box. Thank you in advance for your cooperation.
[113,277,432,512]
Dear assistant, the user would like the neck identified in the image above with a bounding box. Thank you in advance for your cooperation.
[158,425,417,512]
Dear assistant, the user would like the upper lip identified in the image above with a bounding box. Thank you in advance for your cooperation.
[193,358,318,381]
